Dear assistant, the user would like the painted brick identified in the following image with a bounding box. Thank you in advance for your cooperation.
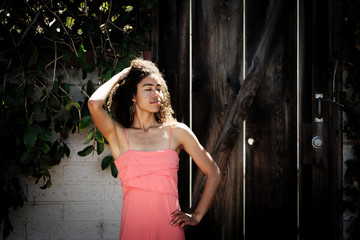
[6,72,123,239]
[5,222,25,240]
[104,184,123,202]
[49,164,63,182]
[26,221,102,240]
[27,183,104,202]
[103,221,121,240]
[9,203,61,221]
[102,203,122,221]
[63,202,121,221]
[62,163,109,182]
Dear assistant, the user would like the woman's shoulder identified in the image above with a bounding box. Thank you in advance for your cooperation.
[168,121,188,130]
[168,122,194,138]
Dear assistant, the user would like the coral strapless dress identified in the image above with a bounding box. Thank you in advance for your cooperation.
[114,128,185,240]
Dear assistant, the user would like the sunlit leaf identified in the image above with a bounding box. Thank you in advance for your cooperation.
[65,16,75,29]
[87,128,95,141]
[79,116,91,130]
[123,5,133,12]
[100,2,109,12]
[95,131,104,143]
[73,102,81,109]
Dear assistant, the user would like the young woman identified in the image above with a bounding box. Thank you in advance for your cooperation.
[88,59,221,240]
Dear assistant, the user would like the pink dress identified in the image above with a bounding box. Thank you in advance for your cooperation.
[114,127,185,240]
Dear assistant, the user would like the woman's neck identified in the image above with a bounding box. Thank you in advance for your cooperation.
[131,113,161,132]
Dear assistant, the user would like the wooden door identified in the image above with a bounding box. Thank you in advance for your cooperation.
[154,0,342,239]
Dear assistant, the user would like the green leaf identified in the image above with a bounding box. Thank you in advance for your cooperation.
[40,178,52,189]
[24,125,38,148]
[123,5,134,12]
[63,142,70,157]
[111,162,118,178]
[79,116,92,130]
[60,83,70,96]
[37,141,51,153]
[101,155,113,170]
[95,131,104,143]
[86,80,95,96]
[105,69,112,80]
[20,151,35,164]
[97,141,104,155]
[0,53,8,63]
[38,135,52,142]
[73,102,81,109]
[50,97,61,111]
[65,16,75,29]
[87,128,95,141]
[33,101,42,114]
[77,145,93,156]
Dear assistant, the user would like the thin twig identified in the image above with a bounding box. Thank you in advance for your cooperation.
[45,55,64,69]
[58,62,90,99]
[85,0,88,16]
[42,35,73,51]
[16,8,43,47]
[53,42,57,82]
[3,59,12,93]
[35,78,58,101]
[89,36,98,65]
[43,1,79,57]
[58,85,82,120]
[104,0,117,69]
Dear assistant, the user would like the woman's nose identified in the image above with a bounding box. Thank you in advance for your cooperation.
[153,90,160,96]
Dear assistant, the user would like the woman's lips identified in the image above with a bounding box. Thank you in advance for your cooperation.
[151,100,161,105]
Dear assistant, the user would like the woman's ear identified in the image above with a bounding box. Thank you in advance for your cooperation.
[132,94,136,103]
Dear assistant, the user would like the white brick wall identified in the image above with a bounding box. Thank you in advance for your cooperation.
[6,70,123,240]
[7,130,122,240]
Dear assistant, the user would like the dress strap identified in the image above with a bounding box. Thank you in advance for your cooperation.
[169,126,172,149]
[124,128,130,150]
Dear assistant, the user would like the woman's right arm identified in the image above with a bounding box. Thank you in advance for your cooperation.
[88,67,130,145]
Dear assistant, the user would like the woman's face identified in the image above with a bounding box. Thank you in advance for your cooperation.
[133,73,164,114]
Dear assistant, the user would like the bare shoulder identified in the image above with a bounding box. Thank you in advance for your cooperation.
[170,122,199,146]
[171,122,192,135]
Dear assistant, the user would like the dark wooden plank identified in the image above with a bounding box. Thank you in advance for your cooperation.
[189,1,244,239]
[156,0,190,212]
[299,0,342,239]
[244,0,298,239]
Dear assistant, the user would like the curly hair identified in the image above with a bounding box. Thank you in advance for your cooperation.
[108,58,176,127]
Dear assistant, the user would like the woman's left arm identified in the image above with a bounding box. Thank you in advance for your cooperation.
[170,123,222,228]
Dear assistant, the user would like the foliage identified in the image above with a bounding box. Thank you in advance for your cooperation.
[341,0,360,239]
[0,0,153,238]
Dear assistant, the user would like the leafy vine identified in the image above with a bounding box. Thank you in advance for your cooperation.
[0,0,153,238]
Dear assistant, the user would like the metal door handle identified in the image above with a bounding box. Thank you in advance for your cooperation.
[315,94,323,123]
